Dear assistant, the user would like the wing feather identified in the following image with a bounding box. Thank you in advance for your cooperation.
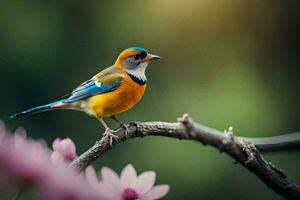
[63,66,124,103]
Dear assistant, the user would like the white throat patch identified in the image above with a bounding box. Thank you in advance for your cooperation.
[125,62,148,82]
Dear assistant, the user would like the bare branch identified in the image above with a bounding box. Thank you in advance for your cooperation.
[70,114,300,200]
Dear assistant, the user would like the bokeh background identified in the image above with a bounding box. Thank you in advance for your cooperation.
[1,0,300,199]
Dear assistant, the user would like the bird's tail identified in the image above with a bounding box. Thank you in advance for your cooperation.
[10,100,70,118]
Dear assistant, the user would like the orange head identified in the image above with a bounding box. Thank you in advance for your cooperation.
[115,47,160,69]
[114,47,160,83]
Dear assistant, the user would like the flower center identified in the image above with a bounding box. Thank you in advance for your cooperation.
[122,188,139,200]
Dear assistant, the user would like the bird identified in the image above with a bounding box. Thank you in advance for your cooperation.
[10,47,160,145]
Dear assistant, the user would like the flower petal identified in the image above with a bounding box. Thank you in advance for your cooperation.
[52,138,76,161]
[85,166,99,188]
[134,171,156,194]
[101,167,122,193]
[120,164,137,188]
[51,151,65,166]
[139,185,170,200]
[97,182,123,200]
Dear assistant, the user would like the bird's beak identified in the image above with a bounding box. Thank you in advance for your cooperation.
[143,54,161,62]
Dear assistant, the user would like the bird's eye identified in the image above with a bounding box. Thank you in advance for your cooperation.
[140,50,147,58]
[133,54,140,60]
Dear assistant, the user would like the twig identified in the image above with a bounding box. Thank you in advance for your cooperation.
[70,114,300,200]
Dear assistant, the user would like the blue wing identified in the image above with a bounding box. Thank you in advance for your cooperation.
[63,65,124,103]
[63,78,122,103]
[10,66,124,118]
[10,79,123,118]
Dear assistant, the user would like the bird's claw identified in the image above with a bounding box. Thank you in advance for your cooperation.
[103,129,119,146]
[116,123,130,137]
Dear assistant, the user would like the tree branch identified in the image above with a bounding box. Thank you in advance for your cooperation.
[70,114,300,200]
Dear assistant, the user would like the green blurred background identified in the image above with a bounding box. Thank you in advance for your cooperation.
[1,0,300,199]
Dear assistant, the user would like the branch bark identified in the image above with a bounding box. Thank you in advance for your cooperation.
[70,114,300,200]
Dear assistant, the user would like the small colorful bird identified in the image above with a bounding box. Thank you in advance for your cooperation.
[11,47,160,145]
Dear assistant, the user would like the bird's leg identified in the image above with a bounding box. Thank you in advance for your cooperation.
[97,117,119,146]
[110,115,130,137]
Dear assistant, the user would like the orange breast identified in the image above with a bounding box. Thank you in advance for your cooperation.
[86,73,146,117]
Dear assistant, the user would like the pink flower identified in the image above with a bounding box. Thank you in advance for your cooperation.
[52,138,76,162]
[0,121,170,200]
[0,121,102,200]
[86,164,170,200]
